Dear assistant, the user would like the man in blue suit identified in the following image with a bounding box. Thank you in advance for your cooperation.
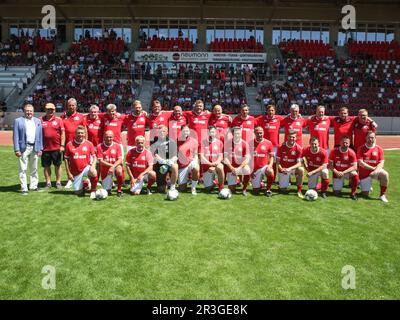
[13,104,43,195]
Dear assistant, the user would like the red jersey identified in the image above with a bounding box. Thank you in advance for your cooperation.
[253,139,274,171]
[330,116,355,146]
[184,110,212,144]
[302,146,328,171]
[281,116,306,146]
[277,142,303,169]
[209,114,232,141]
[305,116,331,149]
[168,115,187,141]
[125,147,153,178]
[123,113,147,147]
[85,115,102,147]
[225,139,250,168]
[357,144,384,179]
[230,115,256,143]
[61,112,86,144]
[329,147,357,176]
[100,114,126,144]
[40,115,64,152]
[64,140,96,177]
[97,142,122,179]
[256,115,283,147]
[353,118,377,151]
[146,111,172,141]
[177,137,198,169]
[200,138,223,171]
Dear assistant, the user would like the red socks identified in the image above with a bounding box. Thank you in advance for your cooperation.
[267,174,275,191]
[321,178,330,192]
[350,175,359,195]
[380,186,387,196]
[90,176,98,192]
[243,175,250,191]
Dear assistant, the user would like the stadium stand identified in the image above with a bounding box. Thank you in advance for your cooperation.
[279,40,336,59]
[138,36,194,51]
[208,37,264,52]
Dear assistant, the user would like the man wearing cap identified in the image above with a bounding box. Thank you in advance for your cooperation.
[40,103,65,189]
[13,104,43,195]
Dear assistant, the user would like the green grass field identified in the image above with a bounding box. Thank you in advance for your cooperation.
[0,145,399,299]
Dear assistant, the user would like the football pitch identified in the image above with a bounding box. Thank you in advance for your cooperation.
[0,145,399,300]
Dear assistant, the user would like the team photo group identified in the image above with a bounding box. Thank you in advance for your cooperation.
[13,97,390,202]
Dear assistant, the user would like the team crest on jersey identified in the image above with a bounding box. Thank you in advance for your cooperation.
[291,151,296,155]
[111,149,116,154]
[160,117,164,121]
[89,124,93,128]
[82,146,88,152]
[52,121,58,126]
[322,121,326,125]
[372,152,378,156]
[261,146,266,150]
[316,157,321,161]
[237,147,242,152]
[343,156,348,160]
[141,156,146,160]
[213,145,219,150]
[247,121,251,124]
[295,122,300,125]
[74,116,80,121]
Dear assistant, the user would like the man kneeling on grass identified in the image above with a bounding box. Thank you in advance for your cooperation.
[64,125,98,199]
[125,135,156,195]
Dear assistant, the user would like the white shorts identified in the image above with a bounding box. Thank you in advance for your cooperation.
[308,168,329,189]
[333,173,352,191]
[252,165,269,189]
[360,169,383,192]
[278,169,296,189]
[73,165,91,191]
[178,159,198,185]
[130,174,148,193]
[226,172,238,186]
[102,174,113,191]
[203,170,216,188]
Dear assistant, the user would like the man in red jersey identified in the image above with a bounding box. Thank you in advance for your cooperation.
[146,100,172,143]
[353,109,378,151]
[230,104,256,143]
[168,105,187,142]
[302,137,330,198]
[61,98,87,189]
[97,130,124,197]
[123,100,147,152]
[41,103,65,189]
[304,105,331,151]
[199,125,225,192]
[329,136,359,200]
[256,104,283,153]
[357,131,389,203]
[276,130,304,198]
[208,104,232,142]
[252,126,275,197]
[61,98,87,145]
[100,103,126,157]
[330,106,355,148]
[223,126,251,196]
[85,105,103,148]
[280,103,307,146]
[177,125,200,195]
[183,100,211,150]
[125,135,156,195]
[64,125,98,199]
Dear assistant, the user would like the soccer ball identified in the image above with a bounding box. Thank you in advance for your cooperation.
[305,189,318,201]
[159,164,170,175]
[218,188,232,200]
[166,189,179,201]
[95,188,108,200]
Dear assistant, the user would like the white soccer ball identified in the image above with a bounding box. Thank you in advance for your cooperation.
[95,188,108,200]
[218,188,232,200]
[166,189,179,201]
[305,189,318,201]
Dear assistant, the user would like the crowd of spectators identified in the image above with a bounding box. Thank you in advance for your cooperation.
[150,64,247,113]
[257,55,400,116]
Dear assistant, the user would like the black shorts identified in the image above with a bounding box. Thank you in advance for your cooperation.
[41,150,62,167]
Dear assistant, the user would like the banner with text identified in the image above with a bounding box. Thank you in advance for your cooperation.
[134,51,267,63]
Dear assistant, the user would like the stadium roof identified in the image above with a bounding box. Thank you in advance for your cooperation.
[0,0,399,23]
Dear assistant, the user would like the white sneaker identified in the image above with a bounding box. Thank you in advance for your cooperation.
[146,189,152,195]
[379,195,388,203]
[90,191,96,199]
[64,180,73,189]
[191,188,197,195]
